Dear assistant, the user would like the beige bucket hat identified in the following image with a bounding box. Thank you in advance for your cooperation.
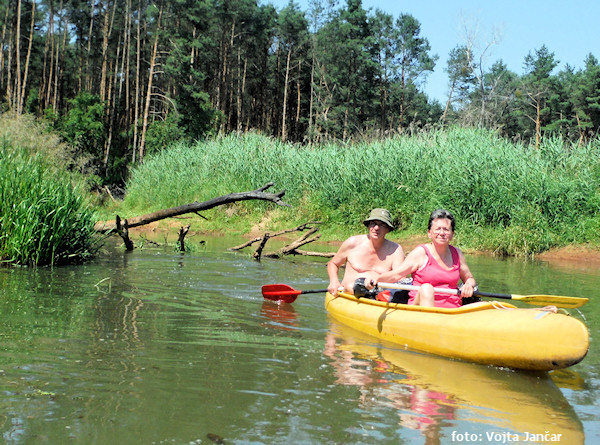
[363,208,394,230]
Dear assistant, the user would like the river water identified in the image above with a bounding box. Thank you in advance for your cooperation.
[0,237,597,444]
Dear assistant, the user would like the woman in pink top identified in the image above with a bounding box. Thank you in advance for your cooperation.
[367,209,476,308]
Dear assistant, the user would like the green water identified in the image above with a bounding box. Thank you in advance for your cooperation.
[0,238,597,444]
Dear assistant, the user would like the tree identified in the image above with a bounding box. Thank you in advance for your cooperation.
[277,1,308,141]
[60,91,106,175]
[519,45,559,148]
[442,45,475,124]
[386,13,436,130]
[570,54,600,143]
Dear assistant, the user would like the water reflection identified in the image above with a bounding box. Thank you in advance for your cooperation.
[325,320,584,444]
[260,300,298,331]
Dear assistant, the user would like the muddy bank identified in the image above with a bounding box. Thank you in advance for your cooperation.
[124,219,599,270]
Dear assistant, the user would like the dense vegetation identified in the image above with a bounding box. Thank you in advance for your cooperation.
[1,0,599,188]
[2,1,599,264]
[121,130,600,256]
[0,114,98,266]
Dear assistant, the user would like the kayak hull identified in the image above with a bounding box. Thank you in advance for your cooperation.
[325,292,589,371]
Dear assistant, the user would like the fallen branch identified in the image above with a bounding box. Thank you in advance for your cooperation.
[230,221,322,251]
[94,182,289,233]
[262,228,322,259]
[294,250,335,258]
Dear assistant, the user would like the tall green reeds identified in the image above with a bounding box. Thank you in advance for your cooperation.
[123,128,600,256]
[0,131,98,267]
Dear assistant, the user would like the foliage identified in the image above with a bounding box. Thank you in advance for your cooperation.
[0,0,597,190]
[122,129,600,256]
[58,92,106,175]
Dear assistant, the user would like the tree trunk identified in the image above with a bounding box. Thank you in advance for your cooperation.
[43,0,57,110]
[281,48,291,141]
[535,99,541,150]
[53,4,67,112]
[132,0,142,164]
[139,5,162,164]
[441,80,456,125]
[14,0,21,112]
[85,0,95,91]
[100,1,117,103]
[295,57,301,139]
[94,182,290,233]
[0,7,8,95]
[18,0,35,114]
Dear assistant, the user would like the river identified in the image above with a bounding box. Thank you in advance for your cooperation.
[0,237,597,444]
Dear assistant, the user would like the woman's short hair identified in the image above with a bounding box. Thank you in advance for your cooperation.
[428,209,455,231]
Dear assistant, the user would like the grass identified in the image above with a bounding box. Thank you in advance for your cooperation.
[0,116,99,267]
[120,127,600,256]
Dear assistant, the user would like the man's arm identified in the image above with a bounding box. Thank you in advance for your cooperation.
[327,236,358,295]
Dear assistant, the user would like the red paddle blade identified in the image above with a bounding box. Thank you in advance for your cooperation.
[261,284,301,303]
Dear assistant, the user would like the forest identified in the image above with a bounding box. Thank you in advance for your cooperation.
[1,0,599,188]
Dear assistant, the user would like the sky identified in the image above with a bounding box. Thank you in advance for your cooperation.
[265,0,600,103]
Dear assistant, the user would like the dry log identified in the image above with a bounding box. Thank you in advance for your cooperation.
[294,250,335,258]
[229,221,322,251]
[261,228,323,259]
[94,182,289,233]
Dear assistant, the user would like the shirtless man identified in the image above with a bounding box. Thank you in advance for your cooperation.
[327,208,405,295]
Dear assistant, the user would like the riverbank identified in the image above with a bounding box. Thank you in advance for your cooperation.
[123,217,600,270]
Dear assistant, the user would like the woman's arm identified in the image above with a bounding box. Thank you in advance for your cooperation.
[369,246,425,286]
[457,248,476,298]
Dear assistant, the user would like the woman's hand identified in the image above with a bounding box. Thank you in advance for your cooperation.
[460,282,475,298]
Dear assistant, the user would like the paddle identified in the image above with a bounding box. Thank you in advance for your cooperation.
[377,282,588,309]
[262,282,588,308]
[261,284,328,304]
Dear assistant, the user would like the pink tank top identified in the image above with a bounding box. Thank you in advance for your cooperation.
[408,244,461,308]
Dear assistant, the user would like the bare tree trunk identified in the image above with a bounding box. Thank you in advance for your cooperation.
[85,0,95,91]
[100,1,117,103]
[18,0,35,114]
[104,35,122,173]
[535,100,541,149]
[123,0,131,138]
[14,0,21,111]
[281,48,291,141]
[295,58,301,139]
[236,46,243,133]
[0,7,9,97]
[139,5,162,164]
[132,0,142,164]
[441,80,456,125]
[52,3,67,112]
[43,0,57,110]
[6,30,12,107]
[94,183,290,233]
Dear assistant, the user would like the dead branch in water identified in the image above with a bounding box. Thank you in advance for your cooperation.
[177,224,191,251]
[229,221,322,251]
[94,182,290,234]
[232,222,335,261]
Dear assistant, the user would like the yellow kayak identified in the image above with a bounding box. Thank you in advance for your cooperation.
[325,292,589,371]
